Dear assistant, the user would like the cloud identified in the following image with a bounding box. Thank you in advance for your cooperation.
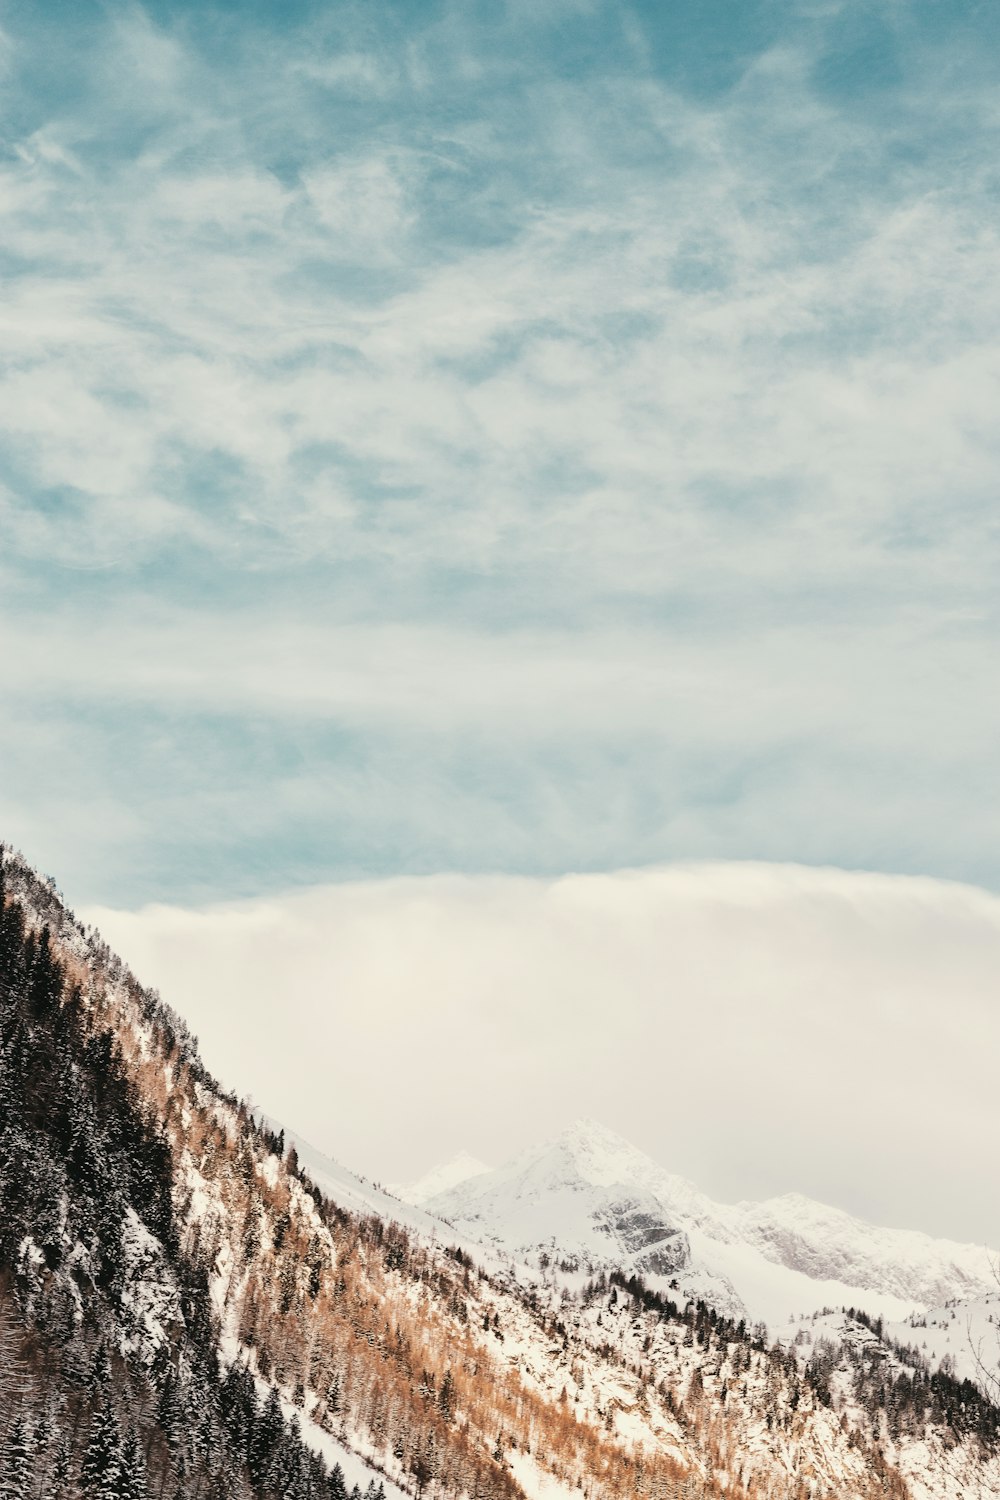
[82,862,1000,1248]
[1,1,998,898]
[293,52,397,98]
[2,604,998,750]
[3,10,997,1257]
[3,4,999,580]
[302,156,413,260]
[2,590,998,908]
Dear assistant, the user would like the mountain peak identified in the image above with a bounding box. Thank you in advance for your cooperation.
[551,1117,652,1184]
[393,1149,491,1206]
[560,1116,629,1145]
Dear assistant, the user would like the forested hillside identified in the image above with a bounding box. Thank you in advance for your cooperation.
[0,850,385,1498]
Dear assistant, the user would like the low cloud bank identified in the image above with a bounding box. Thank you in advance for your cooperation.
[85,861,1000,1247]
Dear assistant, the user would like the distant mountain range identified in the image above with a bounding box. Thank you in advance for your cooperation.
[397,1119,997,1330]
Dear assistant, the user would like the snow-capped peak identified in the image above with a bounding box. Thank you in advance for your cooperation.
[547,1117,668,1186]
[422,1119,1000,1330]
[392,1150,491,1206]
[424,1120,692,1284]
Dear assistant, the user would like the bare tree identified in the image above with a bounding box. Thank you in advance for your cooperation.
[967,1255,1000,1405]
[0,1299,30,1433]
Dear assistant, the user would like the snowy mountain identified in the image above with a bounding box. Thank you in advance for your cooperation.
[887,1289,1000,1393]
[389,1151,491,1207]
[411,1120,692,1281]
[415,1119,998,1329]
[257,1113,464,1242]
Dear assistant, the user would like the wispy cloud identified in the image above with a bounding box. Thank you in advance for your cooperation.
[2,600,997,905]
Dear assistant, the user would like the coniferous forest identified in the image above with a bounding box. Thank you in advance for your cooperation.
[0,851,383,1499]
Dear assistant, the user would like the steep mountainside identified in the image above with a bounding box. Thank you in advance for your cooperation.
[1,845,999,1500]
[418,1121,997,1328]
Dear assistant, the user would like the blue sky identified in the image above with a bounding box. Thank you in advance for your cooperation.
[2,0,999,906]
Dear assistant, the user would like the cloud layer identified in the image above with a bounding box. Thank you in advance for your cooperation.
[85,861,1000,1248]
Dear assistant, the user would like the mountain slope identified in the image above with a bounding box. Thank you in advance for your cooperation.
[0,853,358,1499]
[0,849,715,1500]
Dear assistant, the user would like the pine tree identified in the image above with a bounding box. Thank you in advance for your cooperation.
[29,1409,51,1466]
[80,1401,121,1500]
[26,926,62,1023]
[156,1370,185,1459]
[0,1416,33,1500]
[50,1438,73,1496]
[248,1386,285,1485]
[90,1344,113,1396]
[118,1429,149,1500]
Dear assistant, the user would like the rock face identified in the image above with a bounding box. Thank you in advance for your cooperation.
[595,1195,690,1276]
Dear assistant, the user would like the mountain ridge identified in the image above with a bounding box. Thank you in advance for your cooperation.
[409,1118,997,1326]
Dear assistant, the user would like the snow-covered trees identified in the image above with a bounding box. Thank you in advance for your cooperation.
[0,849,366,1500]
[81,1402,121,1499]
[0,1417,33,1500]
[118,1430,151,1500]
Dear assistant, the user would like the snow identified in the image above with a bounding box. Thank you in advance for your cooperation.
[686,1226,916,1329]
[730,1190,996,1306]
[257,1114,501,1269]
[423,1119,999,1335]
[888,1288,1000,1388]
[118,1209,183,1359]
[291,1414,411,1500]
[506,1448,586,1500]
[424,1120,690,1276]
[242,1368,411,1500]
[390,1150,490,1206]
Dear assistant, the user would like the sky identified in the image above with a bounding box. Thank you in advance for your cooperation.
[2,2,999,1234]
